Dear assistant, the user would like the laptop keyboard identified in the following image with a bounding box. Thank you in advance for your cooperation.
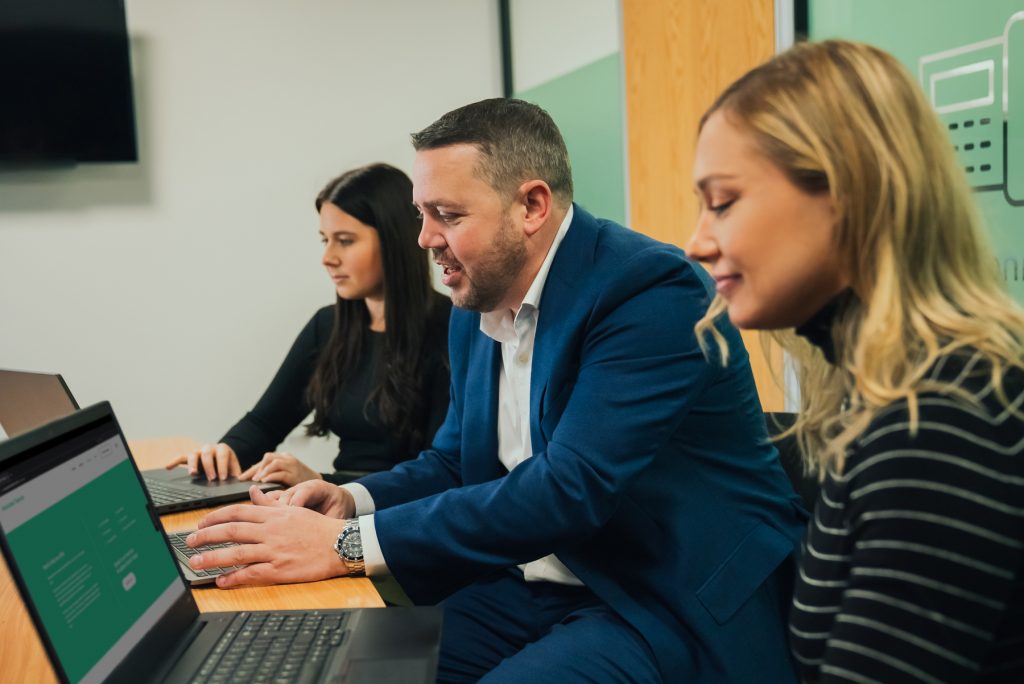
[145,478,204,505]
[167,531,245,577]
[193,610,351,684]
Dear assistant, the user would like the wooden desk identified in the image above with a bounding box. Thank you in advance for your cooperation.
[1,437,384,683]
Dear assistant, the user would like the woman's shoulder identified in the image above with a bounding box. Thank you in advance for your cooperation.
[863,347,1024,422]
[310,303,336,333]
[313,303,336,323]
[844,347,1024,483]
[921,347,1024,416]
[292,303,337,350]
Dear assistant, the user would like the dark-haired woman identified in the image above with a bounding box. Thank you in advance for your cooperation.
[166,163,451,486]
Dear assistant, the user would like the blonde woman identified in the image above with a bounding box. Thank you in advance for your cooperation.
[687,40,1024,682]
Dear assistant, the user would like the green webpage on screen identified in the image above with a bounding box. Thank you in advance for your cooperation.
[0,436,181,684]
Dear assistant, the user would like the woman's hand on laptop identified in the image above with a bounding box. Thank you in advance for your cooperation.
[165,442,242,481]
[187,504,349,587]
[254,480,355,519]
[239,451,321,487]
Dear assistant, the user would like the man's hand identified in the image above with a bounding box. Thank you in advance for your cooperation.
[260,479,356,519]
[239,451,322,487]
[187,493,351,588]
[165,442,242,481]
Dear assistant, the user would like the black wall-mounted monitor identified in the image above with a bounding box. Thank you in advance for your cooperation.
[0,0,138,165]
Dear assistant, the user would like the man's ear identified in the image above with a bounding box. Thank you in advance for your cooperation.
[518,180,554,237]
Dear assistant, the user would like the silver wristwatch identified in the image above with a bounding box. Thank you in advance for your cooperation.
[334,518,365,575]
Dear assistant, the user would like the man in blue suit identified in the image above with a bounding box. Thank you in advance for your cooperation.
[190,98,806,682]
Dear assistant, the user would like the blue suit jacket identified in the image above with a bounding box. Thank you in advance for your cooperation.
[357,206,807,679]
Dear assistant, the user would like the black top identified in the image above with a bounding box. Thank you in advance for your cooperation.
[220,296,452,484]
[791,304,1024,682]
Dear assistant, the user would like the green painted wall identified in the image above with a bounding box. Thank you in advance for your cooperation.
[516,53,627,225]
[810,0,1024,304]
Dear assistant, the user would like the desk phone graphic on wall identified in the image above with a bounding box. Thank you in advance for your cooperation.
[920,11,1024,206]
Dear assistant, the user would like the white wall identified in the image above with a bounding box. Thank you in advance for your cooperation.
[0,1,501,467]
[510,0,620,91]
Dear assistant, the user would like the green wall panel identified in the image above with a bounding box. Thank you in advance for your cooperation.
[516,52,627,225]
[810,0,1024,304]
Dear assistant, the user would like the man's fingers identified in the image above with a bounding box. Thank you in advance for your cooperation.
[214,562,275,588]
[186,452,200,475]
[196,503,272,529]
[189,540,268,570]
[250,485,284,507]
[228,455,242,478]
[288,486,317,509]
[273,488,295,506]
[238,464,257,481]
[187,521,266,548]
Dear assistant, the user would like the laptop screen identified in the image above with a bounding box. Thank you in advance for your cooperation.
[0,411,185,684]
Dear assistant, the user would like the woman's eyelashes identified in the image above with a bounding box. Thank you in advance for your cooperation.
[710,198,736,216]
[320,235,354,246]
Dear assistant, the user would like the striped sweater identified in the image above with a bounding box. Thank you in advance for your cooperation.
[790,350,1024,683]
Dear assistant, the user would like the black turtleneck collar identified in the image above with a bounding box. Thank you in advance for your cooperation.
[795,290,855,365]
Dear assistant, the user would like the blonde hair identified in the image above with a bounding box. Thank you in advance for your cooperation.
[694,40,1024,474]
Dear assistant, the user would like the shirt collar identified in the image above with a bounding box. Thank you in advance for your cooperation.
[480,204,574,342]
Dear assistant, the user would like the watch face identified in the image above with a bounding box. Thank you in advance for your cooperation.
[341,530,362,560]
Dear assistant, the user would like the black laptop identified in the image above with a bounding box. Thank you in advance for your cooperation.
[0,368,279,513]
[0,402,441,684]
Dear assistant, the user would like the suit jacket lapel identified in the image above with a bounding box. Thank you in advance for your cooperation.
[530,204,599,452]
[464,326,506,484]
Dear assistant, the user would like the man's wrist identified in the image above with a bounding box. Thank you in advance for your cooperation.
[333,518,365,576]
[340,482,375,516]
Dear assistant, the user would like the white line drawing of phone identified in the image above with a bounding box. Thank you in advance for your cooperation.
[920,11,1024,206]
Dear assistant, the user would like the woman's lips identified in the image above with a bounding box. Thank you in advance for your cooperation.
[713,274,741,296]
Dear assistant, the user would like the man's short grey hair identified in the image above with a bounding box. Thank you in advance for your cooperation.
[411,98,573,204]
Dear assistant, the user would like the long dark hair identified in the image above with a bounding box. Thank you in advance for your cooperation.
[305,163,438,453]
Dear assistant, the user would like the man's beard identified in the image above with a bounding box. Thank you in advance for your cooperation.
[436,213,528,313]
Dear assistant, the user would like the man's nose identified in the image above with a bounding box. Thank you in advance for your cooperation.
[418,217,445,251]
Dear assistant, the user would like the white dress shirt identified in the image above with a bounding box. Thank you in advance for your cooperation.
[343,206,581,585]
